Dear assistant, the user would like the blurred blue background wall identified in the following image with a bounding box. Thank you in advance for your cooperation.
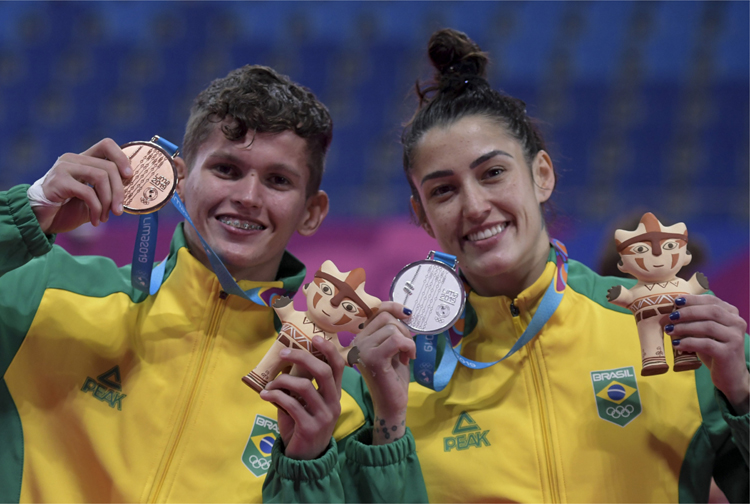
[0,1,747,316]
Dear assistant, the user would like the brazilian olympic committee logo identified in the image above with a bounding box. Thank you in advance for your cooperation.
[590,366,642,427]
[241,414,279,477]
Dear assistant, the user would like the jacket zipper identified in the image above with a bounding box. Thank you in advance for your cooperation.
[514,298,562,503]
[527,338,562,503]
[148,289,228,502]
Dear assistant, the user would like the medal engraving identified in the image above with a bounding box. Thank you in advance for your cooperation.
[390,257,465,334]
[121,141,177,214]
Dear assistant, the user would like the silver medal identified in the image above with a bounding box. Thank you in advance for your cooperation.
[389,252,466,334]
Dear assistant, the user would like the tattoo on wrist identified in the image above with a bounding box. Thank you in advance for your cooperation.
[374,416,405,440]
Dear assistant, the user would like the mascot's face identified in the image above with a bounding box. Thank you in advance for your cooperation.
[618,238,691,283]
[303,260,380,334]
[615,212,691,283]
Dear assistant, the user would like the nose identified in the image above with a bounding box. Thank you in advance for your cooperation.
[651,240,662,256]
[461,180,491,222]
[233,172,262,208]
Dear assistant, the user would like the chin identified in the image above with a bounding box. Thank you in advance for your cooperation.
[464,257,511,281]
[220,250,263,270]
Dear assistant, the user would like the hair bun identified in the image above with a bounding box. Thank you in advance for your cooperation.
[428,28,488,81]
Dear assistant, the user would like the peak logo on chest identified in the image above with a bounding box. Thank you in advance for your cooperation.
[80,365,127,410]
[443,411,491,452]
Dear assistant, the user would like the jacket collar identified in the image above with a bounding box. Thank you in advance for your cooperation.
[466,246,557,329]
[160,223,307,299]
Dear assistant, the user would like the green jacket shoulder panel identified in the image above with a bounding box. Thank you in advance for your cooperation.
[565,258,635,315]
[46,246,144,300]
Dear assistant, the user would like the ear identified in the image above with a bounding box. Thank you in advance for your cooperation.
[683,252,693,267]
[531,150,555,205]
[410,195,435,239]
[297,190,329,237]
[617,259,627,274]
[174,156,188,200]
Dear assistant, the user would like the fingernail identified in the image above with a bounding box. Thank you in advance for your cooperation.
[675,297,686,306]
[312,335,323,344]
[669,311,680,321]
[403,307,413,316]
[118,203,123,214]
[672,339,680,346]
[665,324,674,333]
[259,389,268,397]
[280,348,291,357]
[124,166,133,176]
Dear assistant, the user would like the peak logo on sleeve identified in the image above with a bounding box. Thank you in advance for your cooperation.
[590,366,642,427]
[80,366,127,411]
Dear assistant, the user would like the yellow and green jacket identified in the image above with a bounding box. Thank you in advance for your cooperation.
[266,247,749,503]
[0,184,375,503]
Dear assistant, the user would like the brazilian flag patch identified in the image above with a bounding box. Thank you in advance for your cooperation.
[241,414,279,477]
[590,366,642,427]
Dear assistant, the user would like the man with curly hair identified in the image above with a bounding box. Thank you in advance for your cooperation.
[0,65,372,502]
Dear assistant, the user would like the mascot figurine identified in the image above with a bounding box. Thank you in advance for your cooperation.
[243,260,380,393]
[607,212,709,376]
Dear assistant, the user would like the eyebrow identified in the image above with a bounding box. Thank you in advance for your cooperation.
[420,150,514,186]
[420,170,454,186]
[206,152,302,180]
[469,149,513,169]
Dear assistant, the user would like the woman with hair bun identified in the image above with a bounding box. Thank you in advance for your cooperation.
[263,29,749,503]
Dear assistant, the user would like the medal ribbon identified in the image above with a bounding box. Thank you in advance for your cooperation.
[130,137,287,306]
[414,239,569,391]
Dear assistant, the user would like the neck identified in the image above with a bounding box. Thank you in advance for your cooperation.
[465,237,551,298]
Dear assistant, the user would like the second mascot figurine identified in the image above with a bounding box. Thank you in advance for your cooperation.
[607,212,709,376]
[243,260,381,393]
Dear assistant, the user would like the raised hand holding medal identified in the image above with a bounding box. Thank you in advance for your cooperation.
[28,138,134,234]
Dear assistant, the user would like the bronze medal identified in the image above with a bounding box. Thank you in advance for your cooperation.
[121,141,178,214]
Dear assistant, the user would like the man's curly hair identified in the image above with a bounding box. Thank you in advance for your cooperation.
[182,65,332,196]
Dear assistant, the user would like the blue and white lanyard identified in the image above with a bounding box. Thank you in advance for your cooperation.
[414,240,569,391]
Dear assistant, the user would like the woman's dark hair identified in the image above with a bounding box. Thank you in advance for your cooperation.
[182,65,332,197]
[402,29,555,214]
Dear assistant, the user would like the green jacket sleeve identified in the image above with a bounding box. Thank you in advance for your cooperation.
[711,387,750,503]
[0,185,139,376]
[262,438,346,503]
[711,335,750,503]
[715,389,749,464]
[0,185,57,376]
[262,367,427,503]
[262,427,427,503]
[0,185,55,276]
[340,427,428,503]
[679,334,750,503]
